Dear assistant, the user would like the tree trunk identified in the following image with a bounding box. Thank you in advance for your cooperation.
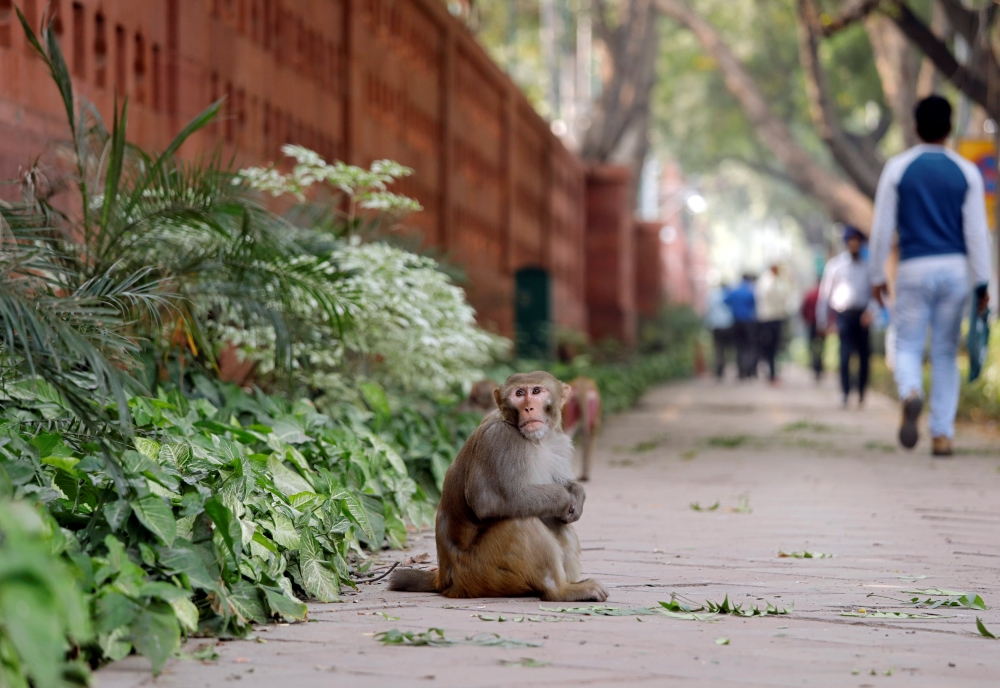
[915,0,948,97]
[820,1,999,119]
[656,0,874,230]
[582,0,660,184]
[885,1,996,118]
[865,12,920,148]
[797,0,884,198]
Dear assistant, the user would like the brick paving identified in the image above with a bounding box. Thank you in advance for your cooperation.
[97,367,1000,688]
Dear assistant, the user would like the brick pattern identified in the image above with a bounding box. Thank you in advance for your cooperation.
[584,165,636,345]
[0,0,587,337]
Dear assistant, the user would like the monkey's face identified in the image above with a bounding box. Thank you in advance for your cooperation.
[508,383,553,441]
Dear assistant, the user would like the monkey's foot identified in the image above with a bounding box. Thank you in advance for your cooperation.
[543,578,608,602]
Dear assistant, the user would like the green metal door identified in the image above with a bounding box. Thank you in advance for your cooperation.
[515,267,552,359]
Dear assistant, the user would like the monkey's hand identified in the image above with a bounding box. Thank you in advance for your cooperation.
[560,482,586,523]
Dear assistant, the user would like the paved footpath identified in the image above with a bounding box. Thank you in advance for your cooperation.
[98,367,1000,688]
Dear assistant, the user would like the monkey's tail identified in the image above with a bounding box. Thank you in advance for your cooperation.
[387,568,439,593]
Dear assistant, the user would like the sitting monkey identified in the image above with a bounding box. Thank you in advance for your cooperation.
[390,371,608,601]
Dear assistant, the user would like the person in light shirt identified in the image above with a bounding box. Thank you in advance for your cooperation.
[755,264,793,384]
[817,226,877,408]
[869,95,990,456]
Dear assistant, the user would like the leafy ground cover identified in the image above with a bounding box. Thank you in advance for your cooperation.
[0,375,477,682]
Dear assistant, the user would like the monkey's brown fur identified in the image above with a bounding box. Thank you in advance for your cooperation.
[389,371,608,601]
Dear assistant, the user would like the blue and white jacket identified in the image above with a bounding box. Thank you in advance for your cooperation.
[869,144,991,287]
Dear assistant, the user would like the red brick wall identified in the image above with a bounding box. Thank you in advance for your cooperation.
[662,222,695,306]
[634,221,665,318]
[0,0,587,338]
[584,165,635,344]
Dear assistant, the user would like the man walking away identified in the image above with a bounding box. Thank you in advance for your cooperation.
[724,274,758,379]
[705,282,735,380]
[755,264,792,384]
[801,280,825,381]
[870,95,991,456]
[818,226,875,408]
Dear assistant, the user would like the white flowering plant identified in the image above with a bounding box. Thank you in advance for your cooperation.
[238,146,423,227]
[231,149,509,400]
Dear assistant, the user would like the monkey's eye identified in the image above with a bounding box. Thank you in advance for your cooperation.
[532,386,542,395]
[515,389,526,397]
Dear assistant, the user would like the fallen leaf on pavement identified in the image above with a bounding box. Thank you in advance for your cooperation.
[778,550,833,559]
[501,658,550,667]
[841,610,945,619]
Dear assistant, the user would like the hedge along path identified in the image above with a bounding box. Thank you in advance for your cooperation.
[2,379,478,677]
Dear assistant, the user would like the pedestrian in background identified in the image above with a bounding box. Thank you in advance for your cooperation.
[869,95,990,456]
[724,274,758,379]
[755,264,793,384]
[704,282,735,380]
[800,280,825,382]
[818,226,876,408]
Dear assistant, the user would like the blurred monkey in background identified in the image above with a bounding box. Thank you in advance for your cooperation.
[561,377,602,481]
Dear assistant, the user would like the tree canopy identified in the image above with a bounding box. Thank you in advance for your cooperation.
[471,0,992,235]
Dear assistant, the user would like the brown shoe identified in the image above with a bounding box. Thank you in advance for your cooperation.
[898,394,922,449]
[931,436,953,457]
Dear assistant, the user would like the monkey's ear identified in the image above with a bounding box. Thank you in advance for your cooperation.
[493,387,503,410]
[560,383,573,409]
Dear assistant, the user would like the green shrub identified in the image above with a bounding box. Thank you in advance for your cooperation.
[0,498,92,688]
[638,305,704,356]
[0,376,476,676]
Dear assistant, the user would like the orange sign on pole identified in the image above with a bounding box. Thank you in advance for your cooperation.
[957,139,997,230]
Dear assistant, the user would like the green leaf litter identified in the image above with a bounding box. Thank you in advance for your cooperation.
[374,628,542,648]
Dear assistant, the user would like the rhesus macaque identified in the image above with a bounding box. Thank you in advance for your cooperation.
[457,379,499,414]
[390,371,608,601]
[562,377,602,481]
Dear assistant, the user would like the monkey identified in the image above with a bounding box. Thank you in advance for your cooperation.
[561,377,602,481]
[456,378,499,414]
[389,371,608,602]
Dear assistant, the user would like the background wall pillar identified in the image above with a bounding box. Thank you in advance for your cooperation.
[584,164,636,345]
[634,220,666,319]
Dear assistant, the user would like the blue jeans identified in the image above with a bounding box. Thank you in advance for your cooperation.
[893,260,969,439]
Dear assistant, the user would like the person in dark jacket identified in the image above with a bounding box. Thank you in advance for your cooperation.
[704,283,735,380]
[724,274,758,379]
[818,226,876,408]
[800,281,824,381]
